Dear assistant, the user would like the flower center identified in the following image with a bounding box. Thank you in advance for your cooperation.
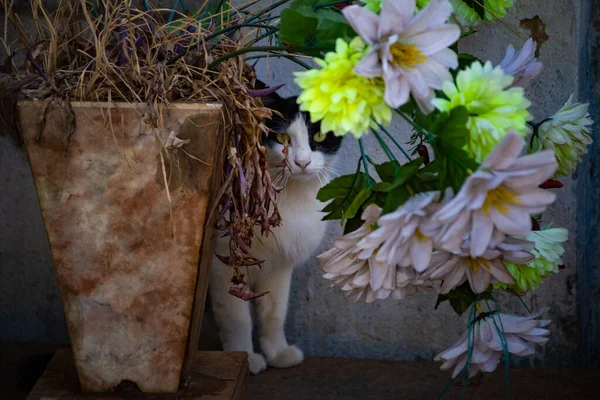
[414,229,428,242]
[389,42,427,69]
[481,186,520,214]
[466,258,490,274]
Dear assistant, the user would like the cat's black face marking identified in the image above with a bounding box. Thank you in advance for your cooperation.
[260,90,343,154]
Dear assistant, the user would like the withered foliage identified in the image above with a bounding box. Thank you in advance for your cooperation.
[1,0,287,299]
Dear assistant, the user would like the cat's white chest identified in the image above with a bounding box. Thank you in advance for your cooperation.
[257,179,327,266]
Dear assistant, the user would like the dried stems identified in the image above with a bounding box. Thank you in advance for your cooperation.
[1,0,289,298]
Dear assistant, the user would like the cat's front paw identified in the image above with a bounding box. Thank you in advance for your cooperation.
[248,353,267,375]
[266,345,304,368]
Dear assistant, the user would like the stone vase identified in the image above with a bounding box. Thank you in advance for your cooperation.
[17,100,224,393]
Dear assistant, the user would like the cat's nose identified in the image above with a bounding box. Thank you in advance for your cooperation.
[294,159,311,170]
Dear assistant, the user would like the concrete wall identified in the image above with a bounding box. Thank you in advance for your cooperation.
[0,1,594,367]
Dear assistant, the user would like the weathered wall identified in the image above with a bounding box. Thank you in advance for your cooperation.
[0,0,594,368]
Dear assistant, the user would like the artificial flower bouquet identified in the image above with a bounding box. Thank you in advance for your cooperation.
[276,0,594,383]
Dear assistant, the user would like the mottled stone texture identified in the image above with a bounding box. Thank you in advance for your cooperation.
[16,101,222,392]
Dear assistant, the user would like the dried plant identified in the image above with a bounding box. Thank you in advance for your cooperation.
[1,0,300,298]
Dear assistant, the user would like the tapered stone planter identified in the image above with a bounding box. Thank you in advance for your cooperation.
[17,101,224,393]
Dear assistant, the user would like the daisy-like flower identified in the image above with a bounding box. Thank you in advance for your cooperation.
[532,94,594,177]
[433,132,557,258]
[435,308,550,378]
[498,38,543,89]
[342,0,460,113]
[426,237,533,294]
[357,191,442,272]
[433,61,532,162]
[318,204,430,303]
[498,228,568,292]
[449,0,514,31]
[295,37,392,138]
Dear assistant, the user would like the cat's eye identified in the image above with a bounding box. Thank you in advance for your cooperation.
[313,132,327,143]
[276,133,290,144]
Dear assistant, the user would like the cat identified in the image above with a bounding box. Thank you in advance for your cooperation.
[208,89,343,374]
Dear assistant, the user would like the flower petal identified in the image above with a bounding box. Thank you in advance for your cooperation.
[342,6,380,45]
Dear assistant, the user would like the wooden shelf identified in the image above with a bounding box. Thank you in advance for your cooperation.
[26,349,248,400]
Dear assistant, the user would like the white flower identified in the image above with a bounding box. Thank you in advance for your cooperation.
[425,237,533,294]
[318,204,431,303]
[533,94,594,177]
[357,191,441,273]
[433,132,558,257]
[342,0,460,112]
[435,308,551,378]
[498,38,543,88]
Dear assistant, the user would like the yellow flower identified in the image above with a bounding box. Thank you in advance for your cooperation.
[294,37,392,138]
[432,61,532,162]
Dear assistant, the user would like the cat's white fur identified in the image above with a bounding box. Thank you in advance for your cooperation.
[209,115,336,374]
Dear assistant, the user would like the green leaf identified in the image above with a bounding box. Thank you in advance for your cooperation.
[431,107,479,193]
[317,173,368,221]
[382,185,409,214]
[374,161,400,183]
[464,0,485,19]
[279,0,356,56]
[386,158,424,191]
[343,213,364,234]
[343,187,372,220]
[435,282,493,316]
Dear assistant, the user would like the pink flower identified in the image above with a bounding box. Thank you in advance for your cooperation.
[498,38,543,89]
[433,132,557,258]
[342,0,460,112]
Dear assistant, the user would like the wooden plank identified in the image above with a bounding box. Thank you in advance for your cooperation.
[180,109,226,384]
[26,349,248,400]
[577,0,600,369]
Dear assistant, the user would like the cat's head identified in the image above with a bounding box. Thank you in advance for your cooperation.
[261,90,343,185]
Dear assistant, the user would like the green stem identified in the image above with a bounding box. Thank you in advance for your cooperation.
[207,46,290,69]
[370,129,397,162]
[358,138,373,188]
[395,109,434,141]
[373,120,412,160]
[244,54,312,69]
[246,0,294,23]
[205,23,279,42]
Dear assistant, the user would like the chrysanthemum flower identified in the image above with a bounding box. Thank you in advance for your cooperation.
[498,228,568,292]
[498,38,543,89]
[433,61,532,162]
[357,191,442,272]
[318,204,431,303]
[342,0,460,113]
[435,308,550,378]
[295,37,392,138]
[433,132,557,257]
[425,237,532,294]
[449,0,514,31]
[532,94,594,177]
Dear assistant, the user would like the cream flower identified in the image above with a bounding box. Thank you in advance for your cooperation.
[533,94,594,177]
[435,308,550,378]
[426,237,533,294]
[342,0,460,112]
[498,38,543,89]
[357,191,441,272]
[432,61,532,162]
[499,227,568,292]
[433,132,558,257]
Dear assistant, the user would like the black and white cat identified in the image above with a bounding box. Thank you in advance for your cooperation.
[208,90,343,374]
